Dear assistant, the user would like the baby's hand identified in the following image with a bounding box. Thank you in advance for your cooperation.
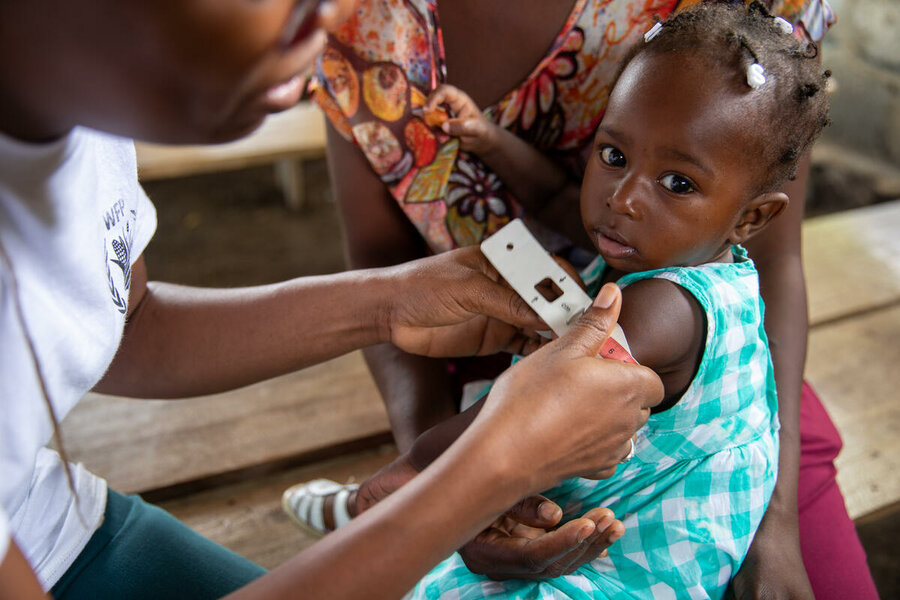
[424,84,498,155]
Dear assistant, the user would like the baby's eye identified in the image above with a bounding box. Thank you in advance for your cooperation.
[599,145,626,167]
[659,173,695,194]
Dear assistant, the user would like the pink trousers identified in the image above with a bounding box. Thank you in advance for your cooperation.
[798,382,879,599]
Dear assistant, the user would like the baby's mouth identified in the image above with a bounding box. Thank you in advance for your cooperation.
[593,227,636,259]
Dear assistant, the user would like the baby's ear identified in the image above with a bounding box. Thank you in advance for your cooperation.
[729,192,789,245]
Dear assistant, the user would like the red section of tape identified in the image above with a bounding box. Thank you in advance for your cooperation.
[599,337,638,364]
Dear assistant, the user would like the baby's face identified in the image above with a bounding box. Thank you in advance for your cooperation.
[580,51,761,272]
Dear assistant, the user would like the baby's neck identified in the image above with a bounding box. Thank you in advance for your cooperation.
[602,246,736,283]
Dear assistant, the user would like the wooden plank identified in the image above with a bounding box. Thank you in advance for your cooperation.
[806,304,900,519]
[160,445,399,569]
[135,103,327,181]
[60,351,390,497]
[811,141,900,201]
[804,200,900,326]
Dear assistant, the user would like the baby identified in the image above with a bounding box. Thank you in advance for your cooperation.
[288,3,830,598]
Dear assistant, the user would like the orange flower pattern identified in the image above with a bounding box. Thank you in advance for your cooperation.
[311,0,833,253]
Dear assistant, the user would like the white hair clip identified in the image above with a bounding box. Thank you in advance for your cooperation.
[644,22,663,43]
[747,63,767,89]
[773,16,794,35]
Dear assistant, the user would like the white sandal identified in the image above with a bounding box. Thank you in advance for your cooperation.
[282,478,359,538]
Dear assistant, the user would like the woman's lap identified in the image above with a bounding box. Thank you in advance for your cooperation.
[798,382,879,599]
[51,489,265,600]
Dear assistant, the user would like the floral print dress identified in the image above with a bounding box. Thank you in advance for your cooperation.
[310,0,834,254]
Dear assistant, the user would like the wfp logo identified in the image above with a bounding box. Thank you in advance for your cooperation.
[103,199,136,314]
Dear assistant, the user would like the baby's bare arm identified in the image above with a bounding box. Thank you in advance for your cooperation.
[616,279,705,406]
[424,85,588,246]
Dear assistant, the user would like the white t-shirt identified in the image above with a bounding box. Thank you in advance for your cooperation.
[0,126,157,590]
[0,508,8,569]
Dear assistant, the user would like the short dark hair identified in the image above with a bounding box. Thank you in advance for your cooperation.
[633,1,831,192]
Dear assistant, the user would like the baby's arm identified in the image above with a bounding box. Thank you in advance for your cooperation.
[615,279,706,406]
[424,85,586,245]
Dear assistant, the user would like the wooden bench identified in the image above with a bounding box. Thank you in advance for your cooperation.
[60,200,900,567]
[135,102,327,211]
[63,352,391,502]
[802,201,900,521]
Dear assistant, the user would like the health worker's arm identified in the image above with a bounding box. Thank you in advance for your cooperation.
[94,245,542,399]
[0,540,46,600]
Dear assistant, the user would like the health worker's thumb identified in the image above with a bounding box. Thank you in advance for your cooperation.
[560,283,622,357]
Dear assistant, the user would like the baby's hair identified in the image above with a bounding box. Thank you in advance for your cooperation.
[637,1,831,193]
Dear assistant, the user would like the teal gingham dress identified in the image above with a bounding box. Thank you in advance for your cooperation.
[409,247,780,600]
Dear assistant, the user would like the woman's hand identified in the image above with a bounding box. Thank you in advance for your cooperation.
[460,499,625,580]
[382,246,545,358]
[424,84,499,155]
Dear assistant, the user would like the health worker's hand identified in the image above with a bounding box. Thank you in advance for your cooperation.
[460,497,624,580]
[424,84,498,155]
[383,246,545,358]
[469,283,663,492]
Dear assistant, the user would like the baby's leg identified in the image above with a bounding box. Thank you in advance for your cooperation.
[282,454,419,535]
[355,453,420,514]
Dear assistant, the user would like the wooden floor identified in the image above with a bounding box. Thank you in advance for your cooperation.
[60,200,900,577]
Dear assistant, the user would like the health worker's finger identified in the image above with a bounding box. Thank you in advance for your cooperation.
[461,275,545,331]
[556,283,622,358]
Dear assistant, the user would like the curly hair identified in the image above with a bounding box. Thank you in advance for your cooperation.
[633,1,831,192]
